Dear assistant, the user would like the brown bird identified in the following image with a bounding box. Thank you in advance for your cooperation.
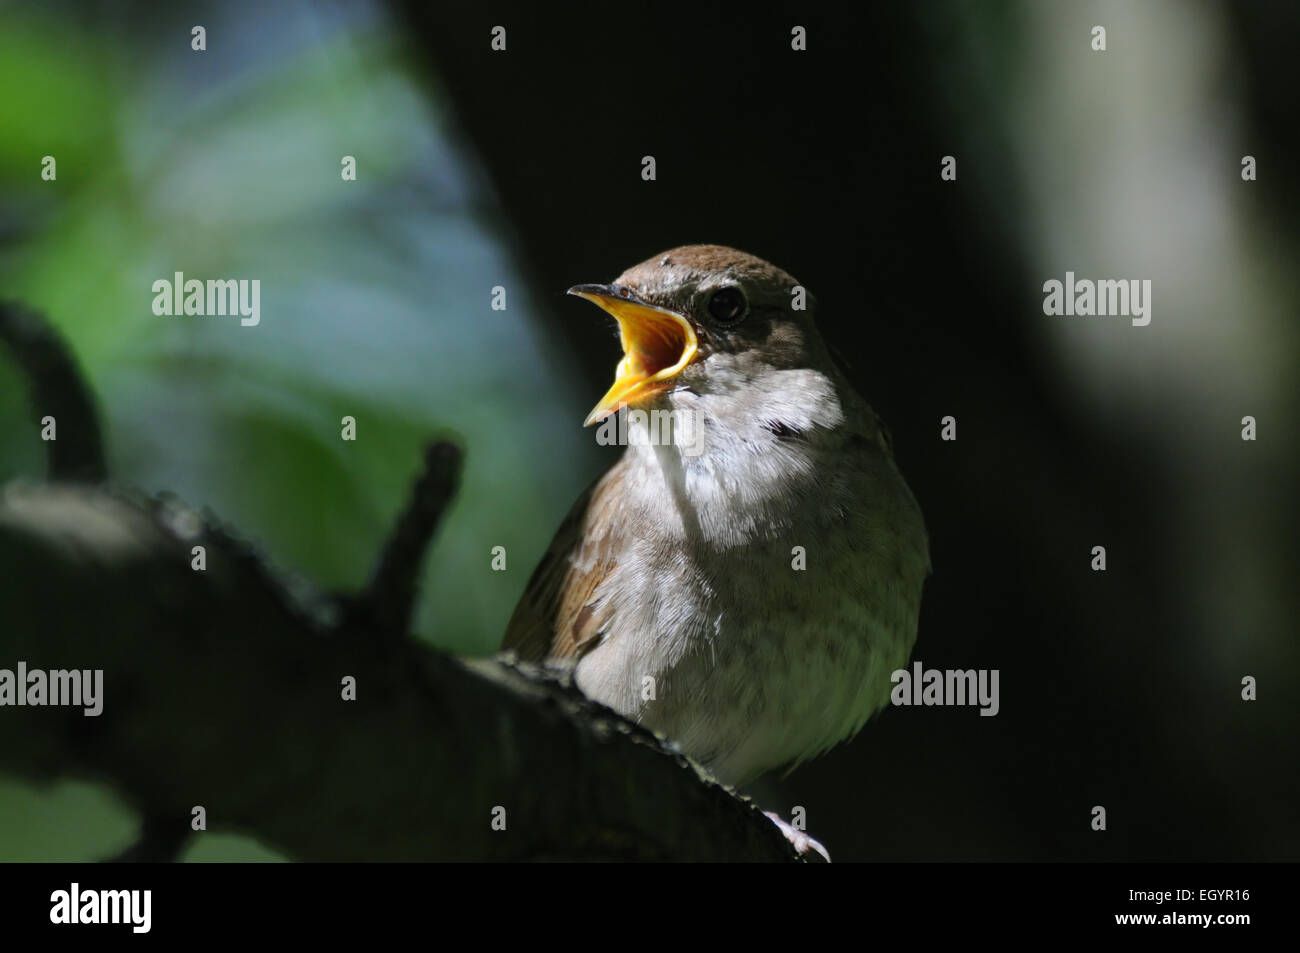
[503,245,929,829]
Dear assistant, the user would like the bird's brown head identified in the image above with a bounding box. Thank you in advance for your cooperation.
[569,245,823,425]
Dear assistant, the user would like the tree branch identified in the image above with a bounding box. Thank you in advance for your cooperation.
[340,440,462,638]
[0,302,107,482]
[0,305,799,862]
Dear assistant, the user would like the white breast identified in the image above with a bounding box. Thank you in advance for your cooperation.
[572,371,928,785]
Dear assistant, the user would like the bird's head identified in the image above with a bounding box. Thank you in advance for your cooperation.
[569,245,831,426]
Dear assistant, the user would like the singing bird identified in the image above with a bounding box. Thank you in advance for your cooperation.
[503,245,929,802]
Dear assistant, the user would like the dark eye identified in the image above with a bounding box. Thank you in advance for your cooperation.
[707,286,747,326]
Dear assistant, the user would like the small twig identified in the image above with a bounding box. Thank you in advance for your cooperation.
[345,440,462,636]
[0,302,107,482]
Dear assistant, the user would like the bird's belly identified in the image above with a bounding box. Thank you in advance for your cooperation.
[572,544,916,787]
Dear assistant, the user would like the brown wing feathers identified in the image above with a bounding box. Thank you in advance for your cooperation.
[501,464,625,664]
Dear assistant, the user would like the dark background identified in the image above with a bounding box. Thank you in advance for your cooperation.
[1,0,1296,860]
[405,2,1299,860]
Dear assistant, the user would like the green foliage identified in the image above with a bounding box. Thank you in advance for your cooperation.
[0,4,601,860]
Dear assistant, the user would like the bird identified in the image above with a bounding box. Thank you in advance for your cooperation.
[503,245,929,808]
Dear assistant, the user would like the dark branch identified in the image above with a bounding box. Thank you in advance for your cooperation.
[0,484,796,861]
[103,811,194,863]
[343,440,462,636]
[0,302,107,482]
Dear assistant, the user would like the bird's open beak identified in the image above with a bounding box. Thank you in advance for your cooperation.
[568,284,699,426]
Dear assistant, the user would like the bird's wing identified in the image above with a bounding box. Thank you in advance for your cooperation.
[501,462,625,664]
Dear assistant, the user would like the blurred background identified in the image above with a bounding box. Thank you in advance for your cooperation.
[0,0,1296,861]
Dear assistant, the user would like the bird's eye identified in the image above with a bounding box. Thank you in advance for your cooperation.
[706,287,747,326]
